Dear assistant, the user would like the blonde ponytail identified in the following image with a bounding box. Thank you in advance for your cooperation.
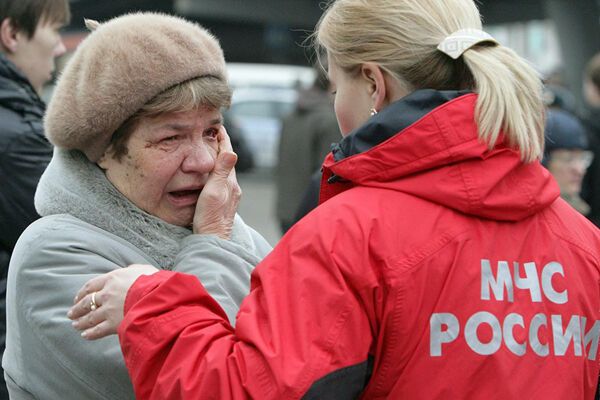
[462,45,544,162]
[315,0,545,162]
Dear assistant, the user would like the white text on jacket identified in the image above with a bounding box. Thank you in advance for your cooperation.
[429,259,600,359]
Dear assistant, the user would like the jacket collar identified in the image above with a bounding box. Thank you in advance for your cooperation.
[0,53,45,118]
[332,89,470,162]
[321,89,559,221]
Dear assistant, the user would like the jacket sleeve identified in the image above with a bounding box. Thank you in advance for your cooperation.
[4,219,141,399]
[172,214,272,325]
[119,213,377,400]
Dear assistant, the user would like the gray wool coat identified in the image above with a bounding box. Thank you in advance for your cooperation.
[2,149,272,399]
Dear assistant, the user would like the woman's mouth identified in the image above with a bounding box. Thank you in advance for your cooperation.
[167,189,202,207]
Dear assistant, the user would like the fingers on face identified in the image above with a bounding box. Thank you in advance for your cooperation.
[218,125,229,141]
[218,126,234,154]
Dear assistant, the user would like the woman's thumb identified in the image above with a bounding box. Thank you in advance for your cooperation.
[213,151,238,178]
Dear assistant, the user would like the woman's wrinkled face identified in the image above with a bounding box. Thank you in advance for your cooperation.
[327,56,372,137]
[98,107,222,227]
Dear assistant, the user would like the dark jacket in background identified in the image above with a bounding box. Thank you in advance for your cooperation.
[223,112,254,173]
[293,169,322,223]
[582,110,600,227]
[276,88,339,232]
[0,53,52,397]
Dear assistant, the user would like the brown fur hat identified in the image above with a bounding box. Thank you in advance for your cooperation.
[45,12,227,161]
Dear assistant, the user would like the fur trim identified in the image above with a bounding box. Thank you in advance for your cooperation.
[45,12,227,161]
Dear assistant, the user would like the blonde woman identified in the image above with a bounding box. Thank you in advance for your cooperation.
[70,1,600,398]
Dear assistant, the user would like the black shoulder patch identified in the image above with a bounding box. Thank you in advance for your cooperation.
[301,356,374,400]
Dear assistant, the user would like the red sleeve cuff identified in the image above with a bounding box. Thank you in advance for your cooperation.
[124,270,175,314]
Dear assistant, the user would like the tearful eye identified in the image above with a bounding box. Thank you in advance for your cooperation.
[204,128,219,140]
[161,135,179,143]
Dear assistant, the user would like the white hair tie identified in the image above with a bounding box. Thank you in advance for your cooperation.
[437,28,498,59]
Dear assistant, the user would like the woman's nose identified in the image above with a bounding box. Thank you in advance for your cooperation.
[54,39,67,57]
[570,160,588,177]
[181,141,215,174]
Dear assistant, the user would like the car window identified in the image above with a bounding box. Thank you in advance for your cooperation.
[274,102,294,118]
[231,101,278,119]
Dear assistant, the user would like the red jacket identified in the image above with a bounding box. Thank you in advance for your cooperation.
[119,91,600,399]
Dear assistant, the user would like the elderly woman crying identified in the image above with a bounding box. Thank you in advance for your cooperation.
[2,13,271,400]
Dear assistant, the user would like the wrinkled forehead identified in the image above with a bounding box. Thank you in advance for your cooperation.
[137,107,224,131]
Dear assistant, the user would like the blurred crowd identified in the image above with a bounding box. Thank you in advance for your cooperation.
[541,54,600,226]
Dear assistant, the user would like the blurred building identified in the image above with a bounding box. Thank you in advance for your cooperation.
[58,0,600,246]
[480,0,600,110]
[64,1,599,106]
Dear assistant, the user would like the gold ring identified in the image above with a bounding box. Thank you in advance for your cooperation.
[90,292,98,311]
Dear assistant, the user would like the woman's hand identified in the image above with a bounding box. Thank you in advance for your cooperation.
[193,127,241,239]
[68,264,159,340]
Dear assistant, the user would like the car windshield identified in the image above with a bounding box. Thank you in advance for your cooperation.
[231,100,294,120]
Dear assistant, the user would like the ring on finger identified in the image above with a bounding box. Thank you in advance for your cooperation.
[90,292,98,311]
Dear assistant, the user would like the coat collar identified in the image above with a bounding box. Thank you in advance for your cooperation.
[321,90,559,222]
[332,89,470,162]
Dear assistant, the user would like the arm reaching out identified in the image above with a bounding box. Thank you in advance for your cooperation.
[68,264,158,339]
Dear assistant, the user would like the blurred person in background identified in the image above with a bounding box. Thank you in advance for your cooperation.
[543,67,578,114]
[543,108,593,215]
[69,0,600,398]
[276,63,339,233]
[542,83,578,115]
[582,52,600,226]
[2,13,270,399]
[0,0,69,397]
[223,111,254,173]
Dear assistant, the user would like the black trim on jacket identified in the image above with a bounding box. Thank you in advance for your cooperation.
[302,356,374,399]
[332,89,471,162]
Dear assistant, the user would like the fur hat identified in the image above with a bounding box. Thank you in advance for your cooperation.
[544,108,588,153]
[45,12,227,161]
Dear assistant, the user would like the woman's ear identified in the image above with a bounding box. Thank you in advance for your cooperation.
[96,149,113,170]
[0,19,20,53]
[360,62,387,112]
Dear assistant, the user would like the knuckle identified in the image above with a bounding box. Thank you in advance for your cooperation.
[98,292,107,305]
[207,191,221,201]
[233,187,242,200]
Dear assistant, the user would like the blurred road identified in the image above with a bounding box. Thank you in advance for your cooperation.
[237,168,282,247]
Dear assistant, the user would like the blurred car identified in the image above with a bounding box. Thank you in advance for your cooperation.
[227,63,315,89]
[228,87,298,169]
[226,64,316,169]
